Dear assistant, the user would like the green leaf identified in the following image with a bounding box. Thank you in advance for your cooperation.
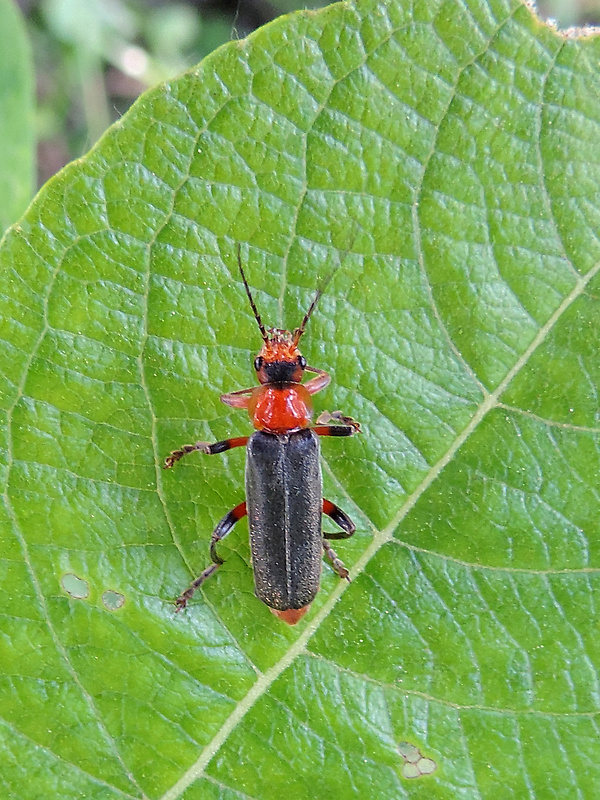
[0,0,35,234]
[1,0,600,797]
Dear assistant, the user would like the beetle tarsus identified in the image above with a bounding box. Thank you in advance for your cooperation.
[323,540,350,581]
[175,562,221,611]
[164,441,211,468]
[316,410,361,433]
[164,437,251,468]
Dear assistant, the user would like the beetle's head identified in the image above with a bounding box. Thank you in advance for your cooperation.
[253,328,306,385]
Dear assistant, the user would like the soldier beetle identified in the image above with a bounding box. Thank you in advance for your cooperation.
[165,245,361,624]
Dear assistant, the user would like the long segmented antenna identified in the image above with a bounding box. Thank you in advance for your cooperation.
[292,284,327,345]
[237,243,268,342]
[292,248,348,345]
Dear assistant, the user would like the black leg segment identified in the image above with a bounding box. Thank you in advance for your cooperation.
[175,501,247,610]
[314,410,361,435]
[312,425,357,438]
[321,499,354,582]
[322,499,356,539]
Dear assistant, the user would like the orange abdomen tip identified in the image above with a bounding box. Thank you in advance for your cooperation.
[270,605,310,625]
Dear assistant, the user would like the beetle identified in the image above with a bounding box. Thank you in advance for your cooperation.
[164,245,361,625]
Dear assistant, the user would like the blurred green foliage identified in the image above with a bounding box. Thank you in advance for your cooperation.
[24,0,329,185]
[0,0,34,231]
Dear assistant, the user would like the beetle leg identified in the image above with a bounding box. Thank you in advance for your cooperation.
[316,410,361,433]
[304,366,331,395]
[315,410,361,437]
[164,436,249,468]
[175,501,247,611]
[322,499,354,581]
[322,498,356,538]
[312,425,357,438]
[323,540,350,582]
[220,387,253,409]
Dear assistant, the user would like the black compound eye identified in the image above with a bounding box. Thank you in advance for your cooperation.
[298,355,307,369]
[254,356,263,371]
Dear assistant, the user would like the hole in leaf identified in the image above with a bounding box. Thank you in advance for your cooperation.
[102,590,125,610]
[61,573,89,599]
[397,741,437,779]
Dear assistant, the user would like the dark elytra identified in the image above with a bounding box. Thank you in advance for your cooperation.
[246,429,322,610]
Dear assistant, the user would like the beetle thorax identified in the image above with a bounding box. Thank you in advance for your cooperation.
[248,384,313,432]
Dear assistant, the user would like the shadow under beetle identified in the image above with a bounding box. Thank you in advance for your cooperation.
[165,245,361,625]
